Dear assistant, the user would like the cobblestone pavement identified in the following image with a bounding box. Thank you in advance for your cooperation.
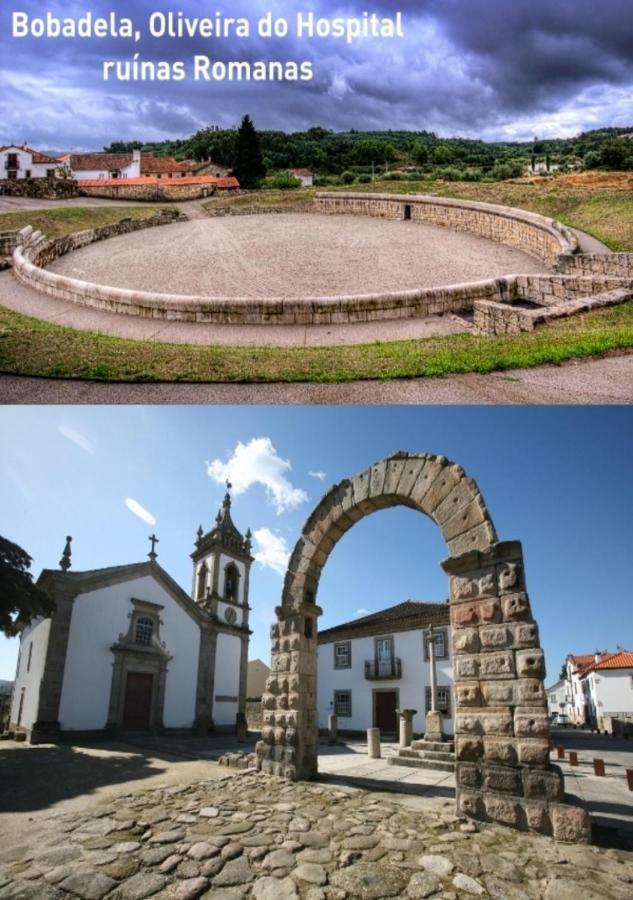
[1,766,633,900]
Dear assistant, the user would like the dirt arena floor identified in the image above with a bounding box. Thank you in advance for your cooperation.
[48,214,550,298]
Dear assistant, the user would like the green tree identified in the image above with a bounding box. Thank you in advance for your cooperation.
[0,536,54,636]
[234,115,266,188]
[433,143,453,165]
[350,139,397,166]
[412,142,429,165]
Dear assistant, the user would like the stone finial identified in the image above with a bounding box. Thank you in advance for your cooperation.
[148,533,159,561]
[223,478,232,509]
[196,525,203,543]
[245,528,252,552]
[59,536,72,572]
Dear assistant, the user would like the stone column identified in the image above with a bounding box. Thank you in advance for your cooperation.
[442,540,589,842]
[367,728,381,758]
[193,625,217,735]
[425,626,444,741]
[397,708,416,749]
[256,600,322,780]
[328,713,338,744]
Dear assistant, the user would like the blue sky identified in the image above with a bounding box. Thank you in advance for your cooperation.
[0,405,631,685]
[1,0,633,149]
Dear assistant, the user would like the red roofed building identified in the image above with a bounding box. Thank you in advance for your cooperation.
[563,650,633,730]
[62,150,201,182]
[289,167,313,187]
[1,143,60,180]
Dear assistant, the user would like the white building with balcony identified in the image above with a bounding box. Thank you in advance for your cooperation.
[317,600,453,738]
[0,144,60,180]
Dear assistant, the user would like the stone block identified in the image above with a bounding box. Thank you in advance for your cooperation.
[453,628,480,655]
[497,561,523,594]
[517,739,550,768]
[369,460,388,498]
[481,680,515,706]
[484,795,522,828]
[484,737,517,767]
[479,625,511,650]
[479,651,515,680]
[448,520,496,557]
[451,597,501,627]
[516,678,546,706]
[450,568,496,601]
[549,803,590,843]
[455,682,481,707]
[382,458,408,495]
[455,655,480,680]
[522,766,564,801]
[514,709,549,738]
[483,765,523,796]
[413,460,460,512]
[456,707,513,736]
[457,789,486,820]
[456,762,483,789]
[515,649,546,679]
[512,623,540,648]
[522,799,551,834]
[455,736,484,762]
[501,592,531,621]
[434,478,479,525]
[441,498,487,542]
[396,456,429,499]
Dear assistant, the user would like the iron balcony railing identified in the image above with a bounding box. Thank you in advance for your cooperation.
[364,657,402,680]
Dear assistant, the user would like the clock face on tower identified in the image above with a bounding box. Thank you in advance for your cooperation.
[224,606,237,625]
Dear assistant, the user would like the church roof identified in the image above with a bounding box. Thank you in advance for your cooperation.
[193,484,252,561]
[318,599,450,643]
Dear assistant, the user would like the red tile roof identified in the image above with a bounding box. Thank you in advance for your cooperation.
[140,155,194,175]
[78,175,238,188]
[591,650,633,671]
[0,145,59,164]
[65,152,133,171]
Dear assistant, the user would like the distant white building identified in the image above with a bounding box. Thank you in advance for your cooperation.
[580,650,633,731]
[0,144,60,180]
[317,601,453,737]
[10,486,253,742]
[546,679,566,717]
[58,150,196,181]
[289,168,313,187]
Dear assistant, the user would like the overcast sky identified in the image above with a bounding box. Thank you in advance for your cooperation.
[1,406,631,685]
[1,0,633,150]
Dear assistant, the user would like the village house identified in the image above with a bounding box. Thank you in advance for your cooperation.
[10,486,253,742]
[59,149,197,181]
[579,650,633,732]
[546,678,567,718]
[317,600,453,738]
[0,143,60,180]
[289,167,314,187]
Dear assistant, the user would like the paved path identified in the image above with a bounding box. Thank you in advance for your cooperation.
[569,226,611,255]
[2,354,632,404]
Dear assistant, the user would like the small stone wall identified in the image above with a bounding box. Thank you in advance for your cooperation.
[315,192,577,267]
[556,252,633,278]
[206,204,315,217]
[80,182,217,202]
[0,179,79,199]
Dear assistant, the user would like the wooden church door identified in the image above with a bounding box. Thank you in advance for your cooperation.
[123,672,153,730]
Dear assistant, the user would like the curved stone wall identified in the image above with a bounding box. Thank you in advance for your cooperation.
[315,192,578,266]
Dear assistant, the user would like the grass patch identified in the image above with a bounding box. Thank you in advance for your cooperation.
[0,301,632,383]
[0,205,175,239]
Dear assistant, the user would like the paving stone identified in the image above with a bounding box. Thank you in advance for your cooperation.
[159,854,181,873]
[177,860,200,878]
[141,847,175,866]
[102,856,140,879]
[452,873,485,895]
[200,857,225,878]
[43,865,74,884]
[212,855,254,886]
[173,877,210,900]
[120,872,167,899]
[263,849,296,870]
[198,807,219,818]
[252,875,299,899]
[293,863,327,885]
[58,872,117,900]
[218,822,254,836]
[341,835,380,850]
[150,830,185,844]
[187,841,219,861]
[221,843,244,860]
[418,854,455,877]
[330,863,407,898]
[113,841,142,853]
[406,871,442,898]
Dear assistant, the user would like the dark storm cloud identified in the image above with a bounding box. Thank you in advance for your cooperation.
[1,0,632,148]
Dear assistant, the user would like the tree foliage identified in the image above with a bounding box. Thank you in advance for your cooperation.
[233,115,266,188]
[0,536,55,636]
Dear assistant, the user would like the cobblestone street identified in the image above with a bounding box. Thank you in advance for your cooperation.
[1,744,633,899]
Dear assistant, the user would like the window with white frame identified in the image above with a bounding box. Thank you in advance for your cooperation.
[423,628,448,660]
[334,690,352,717]
[334,641,351,669]
[425,686,451,717]
[135,617,153,646]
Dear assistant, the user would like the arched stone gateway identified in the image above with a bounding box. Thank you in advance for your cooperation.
[256,452,589,842]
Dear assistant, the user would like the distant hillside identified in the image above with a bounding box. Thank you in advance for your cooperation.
[104,125,633,177]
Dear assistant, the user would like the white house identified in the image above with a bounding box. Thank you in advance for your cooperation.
[563,652,597,724]
[580,650,633,731]
[546,679,566,717]
[10,486,253,743]
[317,600,453,737]
[0,144,60,180]
[59,150,195,181]
[289,168,313,187]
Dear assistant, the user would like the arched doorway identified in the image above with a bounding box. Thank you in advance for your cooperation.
[257,452,589,841]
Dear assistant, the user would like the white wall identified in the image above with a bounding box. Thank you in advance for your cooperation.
[1,147,33,179]
[317,627,453,735]
[213,633,241,725]
[58,574,200,730]
[10,617,51,728]
[591,669,633,716]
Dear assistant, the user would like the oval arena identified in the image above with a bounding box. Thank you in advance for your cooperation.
[14,191,624,331]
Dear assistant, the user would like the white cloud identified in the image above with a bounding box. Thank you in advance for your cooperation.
[208,437,308,514]
[58,424,95,455]
[252,527,291,577]
[308,470,327,481]
[355,608,370,616]
[124,497,156,527]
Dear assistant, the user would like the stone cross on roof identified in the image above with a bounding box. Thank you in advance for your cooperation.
[148,533,159,561]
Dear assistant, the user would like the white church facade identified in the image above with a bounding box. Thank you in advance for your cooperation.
[317,600,454,737]
[10,487,253,743]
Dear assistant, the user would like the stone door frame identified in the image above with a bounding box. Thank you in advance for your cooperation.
[257,452,589,842]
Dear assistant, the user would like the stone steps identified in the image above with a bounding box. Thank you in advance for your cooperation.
[388,754,455,773]
[411,739,455,753]
[399,748,455,763]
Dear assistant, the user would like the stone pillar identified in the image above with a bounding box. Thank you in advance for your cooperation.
[256,600,322,780]
[367,728,381,758]
[442,541,589,842]
[328,713,338,744]
[397,708,416,748]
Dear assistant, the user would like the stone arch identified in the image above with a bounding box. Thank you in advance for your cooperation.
[257,452,589,842]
